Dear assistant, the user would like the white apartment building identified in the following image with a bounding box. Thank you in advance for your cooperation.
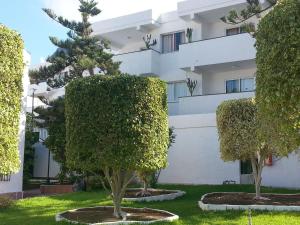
[31,0,300,188]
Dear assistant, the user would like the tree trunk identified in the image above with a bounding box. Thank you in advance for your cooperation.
[250,156,264,199]
[103,167,134,220]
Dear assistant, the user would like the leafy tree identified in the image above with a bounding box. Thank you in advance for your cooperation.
[65,75,169,218]
[35,97,68,183]
[0,25,24,175]
[216,98,272,198]
[30,0,120,88]
[256,0,300,154]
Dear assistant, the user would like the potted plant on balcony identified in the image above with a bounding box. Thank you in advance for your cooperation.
[186,28,193,43]
[186,78,197,96]
[141,34,157,50]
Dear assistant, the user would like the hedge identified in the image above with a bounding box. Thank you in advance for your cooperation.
[0,25,24,174]
[256,0,300,153]
[65,75,169,172]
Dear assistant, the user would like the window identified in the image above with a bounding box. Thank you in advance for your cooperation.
[167,82,187,102]
[226,79,240,93]
[240,160,253,175]
[226,78,255,93]
[226,27,240,36]
[162,31,185,53]
[241,78,255,92]
[226,26,250,36]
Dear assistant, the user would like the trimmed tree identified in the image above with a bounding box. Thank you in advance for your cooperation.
[216,98,272,198]
[65,75,169,218]
[256,0,300,154]
[0,25,24,175]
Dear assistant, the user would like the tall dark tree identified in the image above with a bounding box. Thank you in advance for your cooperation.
[30,0,120,88]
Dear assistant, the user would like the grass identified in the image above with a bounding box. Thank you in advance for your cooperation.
[0,184,300,225]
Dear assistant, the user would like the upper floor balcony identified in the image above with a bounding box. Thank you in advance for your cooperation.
[178,33,256,71]
[113,49,160,76]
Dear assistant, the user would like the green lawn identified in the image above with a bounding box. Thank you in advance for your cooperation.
[1,185,300,225]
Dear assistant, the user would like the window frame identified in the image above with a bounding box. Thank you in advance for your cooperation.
[161,30,185,54]
[225,77,255,93]
[167,80,187,103]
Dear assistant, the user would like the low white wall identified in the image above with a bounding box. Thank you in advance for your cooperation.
[178,92,254,114]
[0,50,30,194]
[159,113,240,185]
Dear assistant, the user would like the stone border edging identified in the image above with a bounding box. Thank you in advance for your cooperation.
[56,206,179,225]
[123,188,186,202]
[199,192,300,211]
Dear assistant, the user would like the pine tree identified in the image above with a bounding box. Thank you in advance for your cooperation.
[30,0,120,88]
[220,0,277,33]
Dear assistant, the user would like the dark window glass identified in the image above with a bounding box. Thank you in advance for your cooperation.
[241,160,253,175]
[226,79,240,93]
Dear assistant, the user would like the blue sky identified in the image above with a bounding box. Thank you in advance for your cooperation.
[0,0,68,66]
[0,0,179,66]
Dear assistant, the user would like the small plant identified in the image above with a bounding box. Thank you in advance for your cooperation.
[186,78,197,96]
[186,28,193,43]
[143,34,157,49]
[0,196,15,209]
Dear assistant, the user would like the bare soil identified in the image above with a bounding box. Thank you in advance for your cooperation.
[124,189,176,198]
[61,207,173,223]
[202,193,300,206]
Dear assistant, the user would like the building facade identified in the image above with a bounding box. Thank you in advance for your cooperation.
[31,0,300,188]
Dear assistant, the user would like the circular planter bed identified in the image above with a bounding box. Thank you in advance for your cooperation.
[199,192,300,211]
[56,206,179,225]
[123,188,185,202]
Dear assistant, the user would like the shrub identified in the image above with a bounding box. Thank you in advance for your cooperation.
[216,98,272,198]
[0,25,24,175]
[256,0,300,153]
[65,75,169,218]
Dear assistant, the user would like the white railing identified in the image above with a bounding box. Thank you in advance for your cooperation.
[113,49,160,76]
[175,91,255,115]
[179,33,256,69]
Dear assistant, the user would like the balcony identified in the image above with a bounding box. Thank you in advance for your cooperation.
[113,49,160,76]
[169,91,255,115]
[178,33,256,70]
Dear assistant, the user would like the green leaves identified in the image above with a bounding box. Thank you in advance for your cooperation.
[256,0,300,154]
[0,25,24,174]
[65,75,169,173]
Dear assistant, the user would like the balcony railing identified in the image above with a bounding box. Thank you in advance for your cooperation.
[169,91,255,115]
[113,49,160,76]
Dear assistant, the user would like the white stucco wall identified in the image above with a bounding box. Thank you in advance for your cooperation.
[262,152,300,189]
[0,50,30,194]
[159,113,240,185]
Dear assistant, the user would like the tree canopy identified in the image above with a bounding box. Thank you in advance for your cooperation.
[0,25,24,175]
[256,0,300,153]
